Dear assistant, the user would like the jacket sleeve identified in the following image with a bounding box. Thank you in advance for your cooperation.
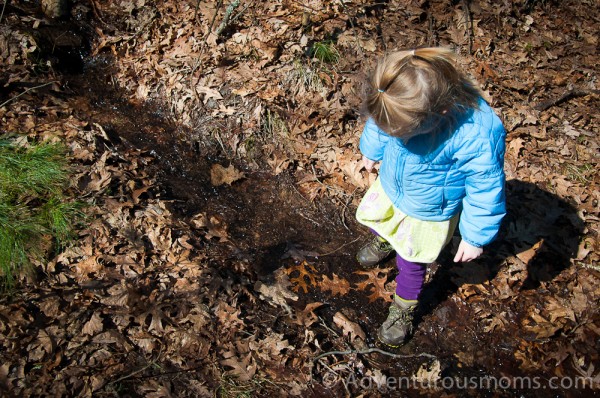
[456,123,507,247]
[359,118,390,161]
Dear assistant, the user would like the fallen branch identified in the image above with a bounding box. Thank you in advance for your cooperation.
[314,347,438,361]
[0,81,58,109]
[202,0,223,44]
[227,1,252,28]
[215,0,241,36]
[535,89,600,111]
[194,0,202,21]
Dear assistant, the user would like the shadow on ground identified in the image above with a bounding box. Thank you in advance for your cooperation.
[417,178,585,319]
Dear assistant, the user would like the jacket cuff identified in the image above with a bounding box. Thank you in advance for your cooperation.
[461,235,484,248]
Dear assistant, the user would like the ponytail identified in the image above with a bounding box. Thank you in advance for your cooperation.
[365,48,481,138]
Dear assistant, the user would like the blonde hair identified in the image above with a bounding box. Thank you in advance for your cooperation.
[364,48,482,138]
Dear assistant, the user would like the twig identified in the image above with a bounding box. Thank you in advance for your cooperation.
[317,237,360,257]
[289,180,313,205]
[461,0,473,54]
[534,89,600,111]
[215,0,240,37]
[339,187,358,231]
[191,0,224,100]
[314,347,437,361]
[108,362,156,385]
[297,211,322,227]
[0,81,58,108]
[228,1,252,26]
[89,0,106,25]
[318,316,341,337]
[310,164,352,199]
[202,0,223,46]
[427,13,436,47]
[340,203,349,231]
[0,0,8,25]
[337,0,364,57]
[194,0,201,21]
[582,263,600,272]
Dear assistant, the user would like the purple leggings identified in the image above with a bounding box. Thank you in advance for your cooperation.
[370,229,426,300]
[395,255,427,301]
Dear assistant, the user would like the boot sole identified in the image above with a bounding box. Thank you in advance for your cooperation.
[377,329,407,348]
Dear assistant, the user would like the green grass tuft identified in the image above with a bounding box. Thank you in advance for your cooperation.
[0,137,83,288]
[310,40,340,64]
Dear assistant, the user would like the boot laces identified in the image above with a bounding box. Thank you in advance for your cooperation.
[387,304,414,328]
[374,239,393,252]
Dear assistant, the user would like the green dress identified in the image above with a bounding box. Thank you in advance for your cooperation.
[356,178,458,263]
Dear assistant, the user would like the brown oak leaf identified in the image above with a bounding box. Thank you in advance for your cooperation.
[516,239,544,264]
[354,267,394,303]
[190,213,230,242]
[82,312,104,336]
[291,302,323,327]
[284,261,318,293]
[210,164,245,186]
[319,273,351,296]
[333,312,366,341]
[254,268,298,313]
[220,351,256,382]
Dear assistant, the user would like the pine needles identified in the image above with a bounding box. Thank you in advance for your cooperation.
[0,138,82,287]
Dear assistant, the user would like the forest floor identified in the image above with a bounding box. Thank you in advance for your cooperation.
[1,0,599,396]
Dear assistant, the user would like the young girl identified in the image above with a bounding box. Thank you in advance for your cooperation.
[355,48,506,346]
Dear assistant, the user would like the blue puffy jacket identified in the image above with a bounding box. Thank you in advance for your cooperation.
[359,98,506,247]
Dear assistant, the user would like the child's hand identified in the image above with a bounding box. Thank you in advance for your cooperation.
[453,240,483,262]
[362,156,377,172]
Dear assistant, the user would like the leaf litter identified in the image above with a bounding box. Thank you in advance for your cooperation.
[0,0,599,396]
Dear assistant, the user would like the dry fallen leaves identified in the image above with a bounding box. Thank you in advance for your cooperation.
[284,261,319,294]
[319,273,351,296]
[332,312,366,341]
[354,267,395,303]
[210,163,246,186]
[412,359,443,389]
[292,302,324,328]
[190,212,230,242]
[254,268,298,313]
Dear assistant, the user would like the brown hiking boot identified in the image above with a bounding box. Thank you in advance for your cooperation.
[378,296,417,347]
[356,237,394,267]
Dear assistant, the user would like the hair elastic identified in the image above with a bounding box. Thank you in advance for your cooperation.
[411,49,416,55]
[377,88,385,93]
